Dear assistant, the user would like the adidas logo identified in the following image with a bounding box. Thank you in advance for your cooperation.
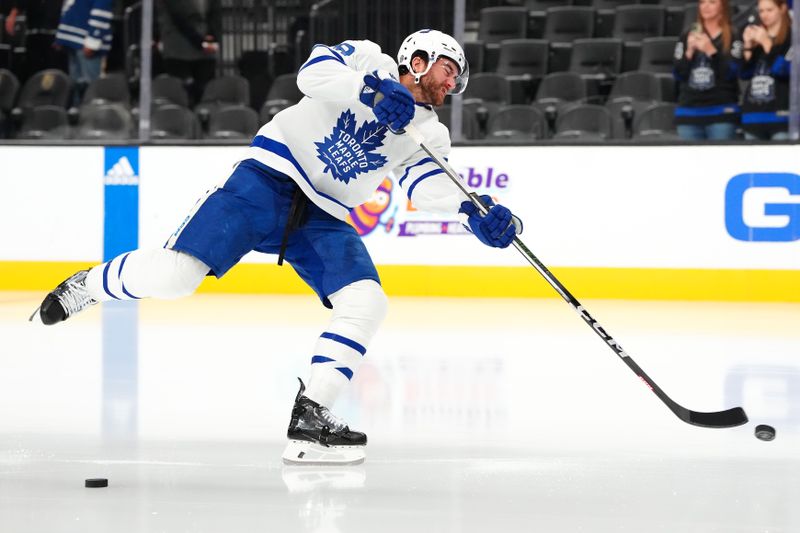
[104,156,139,185]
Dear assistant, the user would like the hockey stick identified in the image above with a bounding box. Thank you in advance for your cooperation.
[403,124,748,429]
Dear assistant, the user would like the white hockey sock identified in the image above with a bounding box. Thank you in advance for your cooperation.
[84,248,210,302]
[303,280,388,408]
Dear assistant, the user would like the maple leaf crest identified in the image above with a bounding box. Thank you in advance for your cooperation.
[315,110,388,184]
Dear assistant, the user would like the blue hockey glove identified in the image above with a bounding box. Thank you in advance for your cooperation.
[459,195,522,249]
[359,70,415,131]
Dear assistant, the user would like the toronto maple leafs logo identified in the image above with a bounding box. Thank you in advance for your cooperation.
[315,110,388,184]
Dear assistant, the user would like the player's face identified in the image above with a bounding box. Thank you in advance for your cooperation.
[419,58,459,107]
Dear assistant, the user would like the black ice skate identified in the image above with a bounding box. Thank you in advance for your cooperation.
[282,378,367,465]
[29,270,98,325]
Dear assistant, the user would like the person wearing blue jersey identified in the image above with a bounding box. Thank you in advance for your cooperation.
[673,0,744,140]
[739,0,792,140]
[31,29,522,465]
[54,0,113,105]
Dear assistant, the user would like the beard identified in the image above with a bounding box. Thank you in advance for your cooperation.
[419,75,447,107]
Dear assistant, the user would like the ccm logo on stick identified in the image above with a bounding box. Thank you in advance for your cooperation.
[725,173,800,242]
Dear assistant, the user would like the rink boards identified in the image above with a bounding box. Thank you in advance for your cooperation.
[0,144,798,301]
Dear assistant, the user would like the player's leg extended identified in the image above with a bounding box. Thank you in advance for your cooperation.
[33,159,289,325]
[32,248,211,325]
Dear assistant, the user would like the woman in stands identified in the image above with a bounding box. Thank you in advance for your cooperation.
[739,0,792,141]
[673,0,743,140]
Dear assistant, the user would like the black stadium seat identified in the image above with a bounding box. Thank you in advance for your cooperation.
[593,0,642,37]
[259,73,303,123]
[606,71,662,138]
[13,69,71,113]
[569,38,624,87]
[532,71,589,127]
[74,103,134,140]
[633,102,678,140]
[496,39,549,103]
[463,72,512,124]
[613,5,665,42]
[152,74,190,109]
[0,68,19,138]
[208,105,260,140]
[0,68,19,115]
[151,104,200,140]
[554,103,613,140]
[638,36,678,74]
[486,105,547,140]
[82,73,131,107]
[194,75,251,125]
[478,7,529,71]
[17,105,70,140]
[525,0,575,38]
[436,103,484,140]
[544,6,596,72]
[544,6,596,43]
[477,7,529,44]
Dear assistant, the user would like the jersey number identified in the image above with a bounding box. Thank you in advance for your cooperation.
[333,42,355,56]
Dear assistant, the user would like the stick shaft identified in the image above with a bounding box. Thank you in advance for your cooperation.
[404,125,745,427]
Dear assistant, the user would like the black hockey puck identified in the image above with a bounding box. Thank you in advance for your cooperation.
[85,478,108,488]
[754,424,776,441]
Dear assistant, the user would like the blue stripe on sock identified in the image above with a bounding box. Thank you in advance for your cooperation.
[102,261,120,300]
[120,284,140,300]
[311,355,335,364]
[320,332,366,355]
[117,253,141,300]
[336,367,354,380]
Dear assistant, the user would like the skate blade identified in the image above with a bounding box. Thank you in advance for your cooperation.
[281,440,366,466]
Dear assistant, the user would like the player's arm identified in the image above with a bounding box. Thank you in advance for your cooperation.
[296,39,397,101]
[397,124,522,249]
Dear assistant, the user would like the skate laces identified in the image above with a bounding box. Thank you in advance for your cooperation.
[57,273,96,316]
[316,405,347,432]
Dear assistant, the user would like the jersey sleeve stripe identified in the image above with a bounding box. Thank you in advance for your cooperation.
[311,44,345,63]
[398,157,433,187]
[299,54,345,72]
[407,168,445,200]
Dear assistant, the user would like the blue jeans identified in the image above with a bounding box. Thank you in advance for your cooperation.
[677,122,737,141]
[68,48,103,106]
[744,131,790,141]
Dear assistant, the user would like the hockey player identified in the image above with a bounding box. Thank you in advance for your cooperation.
[31,29,521,465]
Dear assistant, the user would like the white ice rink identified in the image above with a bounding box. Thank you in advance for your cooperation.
[1,292,798,532]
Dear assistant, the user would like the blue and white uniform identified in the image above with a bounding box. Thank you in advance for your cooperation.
[243,40,466,220]
[165,39,464,309]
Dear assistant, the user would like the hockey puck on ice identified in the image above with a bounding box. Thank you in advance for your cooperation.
[85,478,108,488]
[754,424,776,441]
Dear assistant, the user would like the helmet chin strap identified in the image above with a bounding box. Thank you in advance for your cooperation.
[411,58,435,86]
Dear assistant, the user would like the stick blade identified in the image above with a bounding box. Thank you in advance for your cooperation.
[686,407,748,428]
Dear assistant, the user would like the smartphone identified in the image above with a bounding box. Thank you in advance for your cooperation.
[691,22,703,34]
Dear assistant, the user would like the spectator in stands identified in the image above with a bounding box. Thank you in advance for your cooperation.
[155,0,221,106]
[55,0,114,106]
[673,0,743,140]
[3,0,17,39]
[739,0,792,141]
[4,0,66,81]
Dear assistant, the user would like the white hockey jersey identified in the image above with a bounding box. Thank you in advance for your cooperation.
[240,39,467,221]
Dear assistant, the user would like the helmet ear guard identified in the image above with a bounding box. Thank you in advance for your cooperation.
[397,29,469,95]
